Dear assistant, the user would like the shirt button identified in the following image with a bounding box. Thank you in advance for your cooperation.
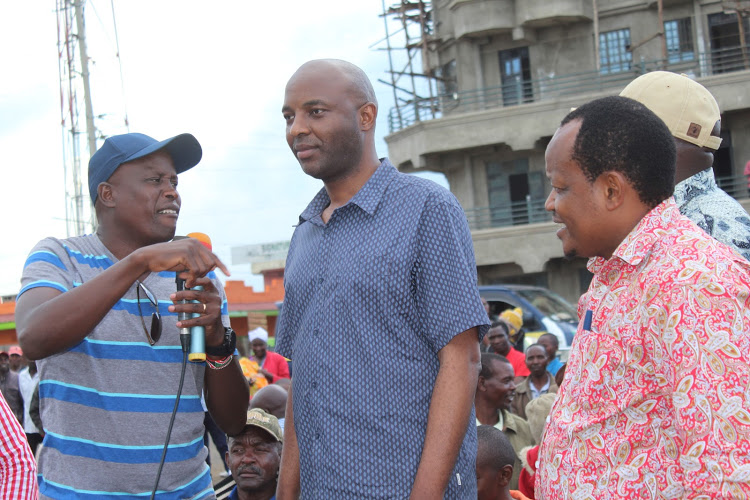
[318,277,324,284]
[313,329,320,336]
[312,381,318,389]
[315,432,321,439]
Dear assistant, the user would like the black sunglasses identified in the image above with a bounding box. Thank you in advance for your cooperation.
[136,281,163,345]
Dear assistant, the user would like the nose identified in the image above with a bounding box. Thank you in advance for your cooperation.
[544,190,555,212]
[509,380,517,391]
[288,113,309,138]
[163,180,178,200]
[240,451,257,465]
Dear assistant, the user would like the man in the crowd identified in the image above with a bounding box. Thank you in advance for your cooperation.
[511,344,557,420]
[249,384,287,432]
[537,333,563,376]
[275,59,489,499]
[476,425,531,500]
[0,351,23,425]
[487,321,529,379]
[16,132,249,498]
[0,392,38,498]
[620,71,750,260]
[539,96,750,497]
[248,327,289,384]
[8,346,25,372]
[218,409,283,500]
[475,353,534,490]
[17,360,41,455]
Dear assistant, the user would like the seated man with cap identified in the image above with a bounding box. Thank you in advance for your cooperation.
[248,327,290,384]
[15,132,249,498]
[620,71,750,260]
[216,409,283,500]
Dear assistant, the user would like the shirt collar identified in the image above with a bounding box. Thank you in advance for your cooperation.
[298,158,397,223]
[673,168,716,206]
[587,197,679,274]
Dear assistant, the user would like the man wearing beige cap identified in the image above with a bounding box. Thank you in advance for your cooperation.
[620,71,750,260]
[218,409,283,500]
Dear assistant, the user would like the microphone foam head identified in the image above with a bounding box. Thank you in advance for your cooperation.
[187,232,212,251]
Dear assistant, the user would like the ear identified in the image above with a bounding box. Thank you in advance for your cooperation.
[98,182,116,208]
[477,375,487,392]
[497,464,513,487]
[597,171,627,211]
[359,102,378,132]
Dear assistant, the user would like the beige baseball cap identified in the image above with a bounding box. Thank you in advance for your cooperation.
[242,408,283,442]
[620,71,722,150]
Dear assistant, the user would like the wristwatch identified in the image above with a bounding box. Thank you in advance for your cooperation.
[206,327,237,357]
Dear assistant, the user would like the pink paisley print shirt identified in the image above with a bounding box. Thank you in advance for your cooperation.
[538,198,750,499]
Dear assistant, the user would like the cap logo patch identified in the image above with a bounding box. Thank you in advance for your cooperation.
[687,123,701,139]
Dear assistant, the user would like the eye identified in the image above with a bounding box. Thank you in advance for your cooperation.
[310,108,325,116]
[283,113,294,123]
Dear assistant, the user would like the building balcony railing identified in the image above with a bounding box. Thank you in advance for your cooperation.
[467,175,750,231]
[388,45,750,134]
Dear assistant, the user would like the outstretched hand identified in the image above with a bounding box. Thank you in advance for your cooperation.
[133,238,230,287]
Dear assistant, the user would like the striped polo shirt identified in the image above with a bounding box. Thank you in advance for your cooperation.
[20,234,227,499]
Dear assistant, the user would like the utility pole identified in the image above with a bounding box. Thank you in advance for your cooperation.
[75,1,98,161]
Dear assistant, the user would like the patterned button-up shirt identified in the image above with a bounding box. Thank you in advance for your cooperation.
[276,159,489,499]
[674,168,750,261]
[538,198,750,499]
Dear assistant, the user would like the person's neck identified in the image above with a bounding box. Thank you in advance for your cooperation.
[96,226,149,261]
[475,397,501,426]
[321,155,381,216]
[530,371,549,390]
[675,141,713,185]
[237,482,277,500]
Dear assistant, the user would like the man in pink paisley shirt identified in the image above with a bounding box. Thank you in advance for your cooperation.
[538,95,750,499]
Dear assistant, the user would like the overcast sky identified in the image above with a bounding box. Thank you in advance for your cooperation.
[0,0,446,296]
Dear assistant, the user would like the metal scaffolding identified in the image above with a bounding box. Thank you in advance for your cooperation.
[377,1,441,132]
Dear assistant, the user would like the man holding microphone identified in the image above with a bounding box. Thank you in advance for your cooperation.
[15,132,249,498]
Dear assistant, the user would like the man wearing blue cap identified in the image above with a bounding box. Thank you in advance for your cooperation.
[15,133,249,499]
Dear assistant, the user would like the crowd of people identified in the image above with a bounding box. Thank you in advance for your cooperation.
[2,59,750,499]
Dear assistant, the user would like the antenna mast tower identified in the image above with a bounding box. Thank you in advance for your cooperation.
[56,0,98,237]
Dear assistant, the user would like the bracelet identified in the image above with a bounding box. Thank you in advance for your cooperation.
[206,355,233,370]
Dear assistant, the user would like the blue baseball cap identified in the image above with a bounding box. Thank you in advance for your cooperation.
[88,132,202,202]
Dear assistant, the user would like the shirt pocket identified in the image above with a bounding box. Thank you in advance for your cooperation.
[344,253,414,316]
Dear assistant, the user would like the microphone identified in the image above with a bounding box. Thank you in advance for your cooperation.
[175,272,191,353]
[186,232,212,362]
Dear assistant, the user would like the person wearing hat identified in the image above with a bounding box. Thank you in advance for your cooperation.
[15,132,249,498]
[8,346,25,373]
[500,307,525,352]
[539,96,750,497]
[218,409,283,500]
[620,71,750,261]
[248,327,289,385]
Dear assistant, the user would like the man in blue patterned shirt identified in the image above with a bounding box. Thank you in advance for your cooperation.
[620,71,750,260]
[276,59,490,499]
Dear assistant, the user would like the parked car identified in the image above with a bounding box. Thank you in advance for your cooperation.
[478,285,579,358]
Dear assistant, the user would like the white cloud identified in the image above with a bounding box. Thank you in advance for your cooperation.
[0,0,447,295]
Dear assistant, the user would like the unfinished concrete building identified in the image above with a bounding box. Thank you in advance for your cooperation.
[384,0,750,303]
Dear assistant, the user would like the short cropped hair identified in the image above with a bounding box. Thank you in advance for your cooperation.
[477,425,517,470]
[539,333,558,348]
[561,96,676,208]
[480,352,510,379]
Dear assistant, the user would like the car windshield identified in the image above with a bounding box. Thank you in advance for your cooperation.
[515,288,577,322]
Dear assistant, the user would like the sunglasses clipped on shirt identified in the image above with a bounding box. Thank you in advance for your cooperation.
[136,280,163,345]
